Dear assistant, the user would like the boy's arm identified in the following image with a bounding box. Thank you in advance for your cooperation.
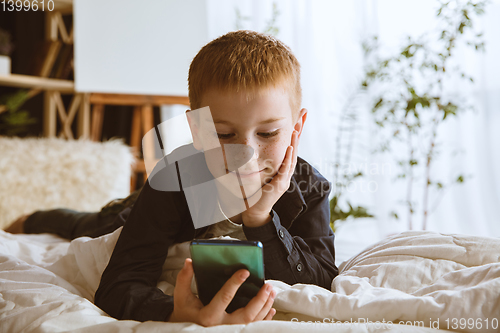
[94,177,190,322]
[243,164,338,290]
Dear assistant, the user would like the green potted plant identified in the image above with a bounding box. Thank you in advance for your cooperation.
[0,90,36,136]
[362,0,486,230]
[0,28,14,75]
[0,28,38,136]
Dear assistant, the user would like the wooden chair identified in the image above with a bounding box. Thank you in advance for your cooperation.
[88,93,190,192]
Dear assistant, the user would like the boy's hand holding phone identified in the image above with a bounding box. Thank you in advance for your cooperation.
[242,130,300,228]
[169,258,276,326]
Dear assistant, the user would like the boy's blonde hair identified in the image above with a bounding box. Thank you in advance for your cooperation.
[188,30,302,117]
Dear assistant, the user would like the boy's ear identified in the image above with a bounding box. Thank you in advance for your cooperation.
[186,110,202,150]
[294,108,308,138]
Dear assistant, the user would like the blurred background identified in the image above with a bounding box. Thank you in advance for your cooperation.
[1,0,498,263]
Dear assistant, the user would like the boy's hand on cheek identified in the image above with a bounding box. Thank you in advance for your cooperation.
[169,258,276,326]
[242,130,299,228]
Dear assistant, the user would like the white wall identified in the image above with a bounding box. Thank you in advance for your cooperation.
[73,0,210,95]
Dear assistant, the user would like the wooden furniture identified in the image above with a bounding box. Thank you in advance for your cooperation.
[0,74,73,91]
[88,93,190,191]
[0,74,89,139]
[0,2,87,139]
[1,1,192,192]
[0,74,190,191]
[41,3,191,191]
[42,3,86,139]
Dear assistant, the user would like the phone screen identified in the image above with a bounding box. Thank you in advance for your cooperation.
[190,239,265,313]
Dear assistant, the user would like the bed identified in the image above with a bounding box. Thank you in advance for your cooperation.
[1,228,498,333]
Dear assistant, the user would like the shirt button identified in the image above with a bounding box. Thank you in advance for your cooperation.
[278,229,285,239]
[296,263,303,272]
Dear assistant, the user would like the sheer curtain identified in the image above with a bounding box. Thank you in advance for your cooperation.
[341,0,500,239]
[160,1,500,256]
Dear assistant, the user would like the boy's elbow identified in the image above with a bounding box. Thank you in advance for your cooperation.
[94,282,126,319]
[318,263,339,290]
[94,284,112,315]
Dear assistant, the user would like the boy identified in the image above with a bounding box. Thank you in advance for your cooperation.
[8,30,338,326]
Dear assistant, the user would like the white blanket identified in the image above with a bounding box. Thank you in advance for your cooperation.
[0,229,498,333]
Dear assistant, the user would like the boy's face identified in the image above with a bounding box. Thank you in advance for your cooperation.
[187,86,306,200]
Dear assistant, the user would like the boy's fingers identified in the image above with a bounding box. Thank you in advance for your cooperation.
[264,308,277,320]
[252,289,276,321]
[264,146,293,196]
[237,283,273,322]
[261,132,297,199]
[174,259,196,302]
[287,130,299,173]
[291,131,299,172]
[283,146,294,185]
[286,131,298,178]
[279,146,294,177]
[207,269,249,314]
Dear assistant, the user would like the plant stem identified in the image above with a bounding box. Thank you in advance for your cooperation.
[406,125,414,230]
[422,115,439,230]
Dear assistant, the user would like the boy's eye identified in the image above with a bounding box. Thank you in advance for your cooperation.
[216,130,280,140]
[258,130,280,138]
[217,133,234,140]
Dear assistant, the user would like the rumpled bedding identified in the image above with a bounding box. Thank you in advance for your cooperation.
[0,229,498,333]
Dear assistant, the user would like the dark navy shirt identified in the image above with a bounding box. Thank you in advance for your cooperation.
[94,145,338,322]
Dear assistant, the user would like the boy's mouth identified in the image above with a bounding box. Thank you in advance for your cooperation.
[227,169,264,178]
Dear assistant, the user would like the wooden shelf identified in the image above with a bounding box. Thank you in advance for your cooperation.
[52,0,73,13]
[89,93,189,106]
[0,74,74,93]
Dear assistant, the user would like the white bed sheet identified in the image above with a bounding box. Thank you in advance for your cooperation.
[1,229,499,333]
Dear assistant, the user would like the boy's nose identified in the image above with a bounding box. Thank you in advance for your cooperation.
[222,144,256,171]
[232,136,258,156]
[241,140,259,160]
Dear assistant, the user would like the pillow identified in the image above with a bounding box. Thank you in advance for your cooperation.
[0,137,135,229]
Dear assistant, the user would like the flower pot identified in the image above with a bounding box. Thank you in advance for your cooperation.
[0,55,11,75]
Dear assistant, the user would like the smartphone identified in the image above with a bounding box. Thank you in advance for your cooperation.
[190,239,265,313]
